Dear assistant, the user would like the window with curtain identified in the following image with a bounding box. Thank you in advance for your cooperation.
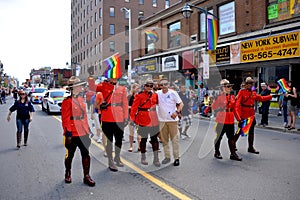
[168,21,181,48]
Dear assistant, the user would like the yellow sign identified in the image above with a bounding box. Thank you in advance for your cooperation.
[241,31,300,63]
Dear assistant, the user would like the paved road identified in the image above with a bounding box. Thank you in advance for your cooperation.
[0,97,300,200]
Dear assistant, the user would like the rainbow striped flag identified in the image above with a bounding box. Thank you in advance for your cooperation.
[144,29,159,42]
[277,78,290,94]
[104,53,122,79]
[207,18,218,50]
[236,116,255,137]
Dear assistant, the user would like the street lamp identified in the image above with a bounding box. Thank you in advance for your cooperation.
[121,7,132,86]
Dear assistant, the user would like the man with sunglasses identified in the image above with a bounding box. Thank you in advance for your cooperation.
[212,79,243,161]
[96,77,128,172]
[157,78,183,166]
[235,77,272,154]
[130,78,161,167]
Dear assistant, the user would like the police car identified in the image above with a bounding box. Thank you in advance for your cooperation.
[42,89,70,114]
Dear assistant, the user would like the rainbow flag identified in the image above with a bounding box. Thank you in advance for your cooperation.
[144,29,158,42]
[207,18,218,50]
[104,53,122,79]
[236,116,255,137]
[277,78,290,94]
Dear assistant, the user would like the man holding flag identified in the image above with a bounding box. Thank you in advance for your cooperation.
[96,53,128,172]
[235,77,272,154]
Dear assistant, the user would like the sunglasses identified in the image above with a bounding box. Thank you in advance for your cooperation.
[144,84,153,88]
[160,83,168,86]
[225,85,232,88]
[20,93,26,95]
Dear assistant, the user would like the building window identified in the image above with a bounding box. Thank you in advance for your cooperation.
[139,0,144,4]
[125,25,129,36]
[90,16,93,26]
[90,31,93,42]
[99,8,102,18]
[199,9,214,41]
[99,24,102,35]
[218,1,235,35]
[109,24,115,35]
[110,41,115,52]
[267,0,300,24]
[153,0,157,7]
[168,21,181,48]
[94,28,97,38]
[125,0,130,2]
[110,7,115,17]
[99,42,102,53]
[94,12,97,22]
[165,0,170,8]
[125,42,129,53]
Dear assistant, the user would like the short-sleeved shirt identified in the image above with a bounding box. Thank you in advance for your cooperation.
[9,100,35,120]
[94,92,103,114]
[157,89,182,122]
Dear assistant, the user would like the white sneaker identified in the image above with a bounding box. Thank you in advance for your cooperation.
[283,122,287,127]
[97,138,101,143]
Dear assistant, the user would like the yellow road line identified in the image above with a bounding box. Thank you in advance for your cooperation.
[49,110,191,200]
[91,139,192,200]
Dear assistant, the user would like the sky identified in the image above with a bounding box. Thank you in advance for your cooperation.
[0,0,71,82]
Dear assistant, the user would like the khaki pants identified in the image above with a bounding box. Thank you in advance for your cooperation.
[159,121,179,160]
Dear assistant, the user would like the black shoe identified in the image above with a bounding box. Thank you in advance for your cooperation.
[248,148,259,154]
[277,113,282,116]
[173,159,180,166]
[161,158,171,164]
[214,152,223,159]
[230,154,242,161]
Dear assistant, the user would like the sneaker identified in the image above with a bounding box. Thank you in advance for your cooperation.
[161,158,171,164]
[277,112,282,116]
[283,122,288,127]
[97,138,101,143]
[173,159,180,166]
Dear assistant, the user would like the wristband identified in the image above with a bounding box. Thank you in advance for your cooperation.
[176,110,180,114]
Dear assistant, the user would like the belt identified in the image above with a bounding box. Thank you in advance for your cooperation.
[70,116,84,120]
[109,103,123,107]
[138,107,156,111]
[241,104,254,108]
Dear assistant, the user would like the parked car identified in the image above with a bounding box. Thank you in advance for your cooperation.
[30,87,47,103]
[42,89,70,114]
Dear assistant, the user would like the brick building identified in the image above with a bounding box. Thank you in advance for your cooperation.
[70,0,180,81]
[135,0,300,93]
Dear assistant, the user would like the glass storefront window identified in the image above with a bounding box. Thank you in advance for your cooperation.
[267,0,300,23]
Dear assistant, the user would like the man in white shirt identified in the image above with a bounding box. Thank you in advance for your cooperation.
[157,78,183,166]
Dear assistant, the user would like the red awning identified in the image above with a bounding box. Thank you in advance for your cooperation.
[182,50,195,69]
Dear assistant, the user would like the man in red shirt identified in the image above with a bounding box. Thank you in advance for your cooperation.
[235,77,272,154]
[96,78,128,172]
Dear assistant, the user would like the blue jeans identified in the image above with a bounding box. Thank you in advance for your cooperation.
[16,119,30,133]
[282,100,288,123]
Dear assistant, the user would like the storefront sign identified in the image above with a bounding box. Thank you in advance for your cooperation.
[135,58,158,74]
[203,54,210,79]
[241,31,300,63]
[216,45,230,64]
[162,55,179,72]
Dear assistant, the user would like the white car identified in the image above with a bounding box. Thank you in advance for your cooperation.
[30,87,47,104]
[42,89,70,114]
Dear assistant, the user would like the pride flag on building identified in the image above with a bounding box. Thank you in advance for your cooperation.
[207,18,218,50]
[144,29,159,42]
[277,78,290,94]
[104,53,122,79]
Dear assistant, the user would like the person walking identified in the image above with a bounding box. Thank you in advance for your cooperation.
[157,78,183,166]
[178,85,192,138]
[211,79,242,161]
[285,80,298,130]
[235,77,272,154]
[128,83,141,152]
[96,77,128,172]
[61,76,95,186]
[259,82,271,127]
[7,90,34,148]
[130,78,161,167]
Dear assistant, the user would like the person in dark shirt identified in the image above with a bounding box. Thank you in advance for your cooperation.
[7,90,35,148]
[259,82,271,127]
[178,85,192,138]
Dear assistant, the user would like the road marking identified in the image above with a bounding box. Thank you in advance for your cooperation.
[48,110,192,200]
[91,140,192,200]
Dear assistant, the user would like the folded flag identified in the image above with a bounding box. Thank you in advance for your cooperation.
[104,52,122,79]
[277,78,290,94]
[236,116,255,137]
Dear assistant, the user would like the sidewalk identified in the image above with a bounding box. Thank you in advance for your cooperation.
[195,108,300,134]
